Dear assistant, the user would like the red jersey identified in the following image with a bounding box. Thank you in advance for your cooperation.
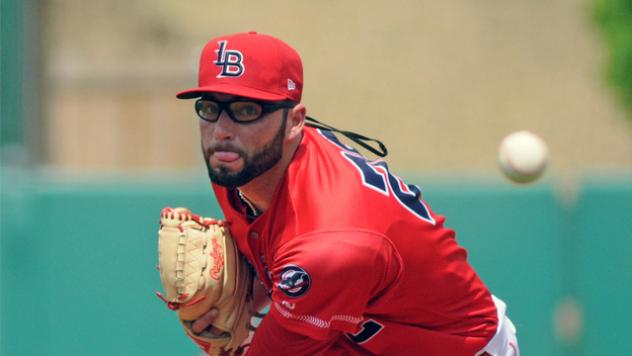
[212,127,498,355]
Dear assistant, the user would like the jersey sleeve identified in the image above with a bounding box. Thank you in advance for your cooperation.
[246,309,362,356]
[265,229,402,341]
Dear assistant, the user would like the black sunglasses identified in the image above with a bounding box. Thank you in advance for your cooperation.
[195,98,296,124]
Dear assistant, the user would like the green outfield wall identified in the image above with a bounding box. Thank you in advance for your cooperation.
[1,170,631,355]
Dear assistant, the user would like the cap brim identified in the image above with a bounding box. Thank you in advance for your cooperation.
[176,84,288,101]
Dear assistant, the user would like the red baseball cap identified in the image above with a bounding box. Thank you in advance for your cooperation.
[176,31,303,102]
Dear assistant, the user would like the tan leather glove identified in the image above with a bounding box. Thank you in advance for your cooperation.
[156,207,253,355]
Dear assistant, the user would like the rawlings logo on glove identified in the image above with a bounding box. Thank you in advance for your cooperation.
[156,207,253,356]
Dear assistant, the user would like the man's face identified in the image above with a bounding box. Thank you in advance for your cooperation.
[199,93,288,188]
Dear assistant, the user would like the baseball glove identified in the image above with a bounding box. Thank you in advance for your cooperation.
[156,207,253,355]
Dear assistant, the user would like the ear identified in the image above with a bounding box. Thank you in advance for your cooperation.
[286,104,306,141]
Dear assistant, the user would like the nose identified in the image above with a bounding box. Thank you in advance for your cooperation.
[211,110,237,141]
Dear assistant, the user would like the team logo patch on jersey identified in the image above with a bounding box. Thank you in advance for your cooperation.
[277,265,311,297]
[214,40,244,78]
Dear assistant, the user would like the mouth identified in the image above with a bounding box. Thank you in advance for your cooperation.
[212,151,241,163]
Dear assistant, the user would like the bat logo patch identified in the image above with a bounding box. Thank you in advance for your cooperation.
[277,265,310,297]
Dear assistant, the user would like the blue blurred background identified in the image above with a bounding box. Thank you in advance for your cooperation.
[2,1,631,355]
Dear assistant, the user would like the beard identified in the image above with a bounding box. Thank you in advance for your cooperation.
[203,116,287,188]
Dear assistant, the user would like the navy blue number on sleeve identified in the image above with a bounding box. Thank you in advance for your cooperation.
[346,319,384,344]
[319,129,435,224]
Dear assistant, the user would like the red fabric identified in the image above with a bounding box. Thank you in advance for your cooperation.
[213,127,498,354]
[247,315,361,356]
[247,314,496,356]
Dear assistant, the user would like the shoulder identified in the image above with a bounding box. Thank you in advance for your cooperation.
[282,229,397,260]
[272,229,402,296]
[282,130,387,230]
[267,229,403,338]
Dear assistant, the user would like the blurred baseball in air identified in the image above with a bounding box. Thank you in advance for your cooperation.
[498,130,549,184]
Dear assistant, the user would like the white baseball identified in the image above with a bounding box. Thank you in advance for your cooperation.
[498,130,549,184]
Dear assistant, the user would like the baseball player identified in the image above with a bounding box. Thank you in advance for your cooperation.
[172,31,519,355]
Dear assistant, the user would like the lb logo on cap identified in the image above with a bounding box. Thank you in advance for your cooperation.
[214,40,244,78]
[277,265,311,297]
